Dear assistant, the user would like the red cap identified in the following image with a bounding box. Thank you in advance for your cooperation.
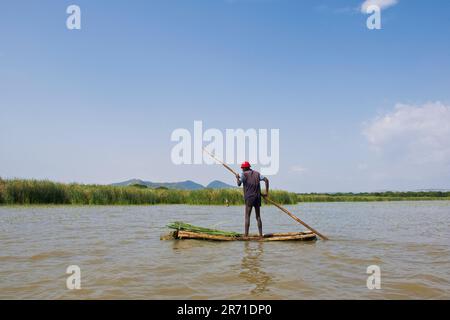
[241,161,251,169]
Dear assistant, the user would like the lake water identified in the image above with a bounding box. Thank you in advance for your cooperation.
[1,202,449,299]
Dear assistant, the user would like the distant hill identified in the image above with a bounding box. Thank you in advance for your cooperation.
[206,180,236,189]
[112,179,204,190]
[111,179,234,190]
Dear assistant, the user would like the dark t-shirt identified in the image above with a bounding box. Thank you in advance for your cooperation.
[238,169,264,202]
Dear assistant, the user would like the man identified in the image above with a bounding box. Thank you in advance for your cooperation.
[236,161,269,237]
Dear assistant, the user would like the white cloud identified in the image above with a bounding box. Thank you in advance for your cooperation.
[360,0,398,13]
[363,102,450,166]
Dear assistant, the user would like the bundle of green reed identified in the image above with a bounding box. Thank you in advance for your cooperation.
[167,221,241,237]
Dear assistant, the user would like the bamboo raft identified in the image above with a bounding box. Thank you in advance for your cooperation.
[161,230,317,242]
[161,222,317,242]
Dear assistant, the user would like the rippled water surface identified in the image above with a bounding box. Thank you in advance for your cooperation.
[1,202,449,299]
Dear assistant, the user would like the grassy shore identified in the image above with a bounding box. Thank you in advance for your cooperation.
[0,178,448,206]
[296,192,450,202]
[0,178,297,205]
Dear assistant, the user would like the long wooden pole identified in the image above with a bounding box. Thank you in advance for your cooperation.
[203,148,329,240]
[203,148,237,176]
[263,197,329,240]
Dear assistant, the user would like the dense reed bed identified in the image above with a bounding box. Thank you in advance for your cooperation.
[297,192,450,202]
[0,178,297,205]
[1,178,448,205]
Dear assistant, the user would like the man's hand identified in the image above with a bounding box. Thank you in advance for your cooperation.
[236,173,242,187]
[261,192,268,204]
[262,177,269,200]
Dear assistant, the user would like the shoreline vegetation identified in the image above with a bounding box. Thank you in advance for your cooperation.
[0,178,449,206]
[0,178,297,206]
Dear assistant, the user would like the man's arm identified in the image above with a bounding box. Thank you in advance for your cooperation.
[236,173,242,186]
[262,177,269,197]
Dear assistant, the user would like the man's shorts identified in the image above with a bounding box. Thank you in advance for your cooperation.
[245,196,261,208]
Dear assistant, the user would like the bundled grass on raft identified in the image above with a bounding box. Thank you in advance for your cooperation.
[167,221,241,237]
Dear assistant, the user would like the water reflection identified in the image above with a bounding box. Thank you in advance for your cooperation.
[240,242,271,295]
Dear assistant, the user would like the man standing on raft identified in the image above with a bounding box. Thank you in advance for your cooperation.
[236,161,269,237]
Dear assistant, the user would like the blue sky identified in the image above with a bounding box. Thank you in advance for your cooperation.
[1,0,449,192]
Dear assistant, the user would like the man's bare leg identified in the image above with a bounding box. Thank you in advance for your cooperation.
[245,205,252,237]
[255,206,263,237]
